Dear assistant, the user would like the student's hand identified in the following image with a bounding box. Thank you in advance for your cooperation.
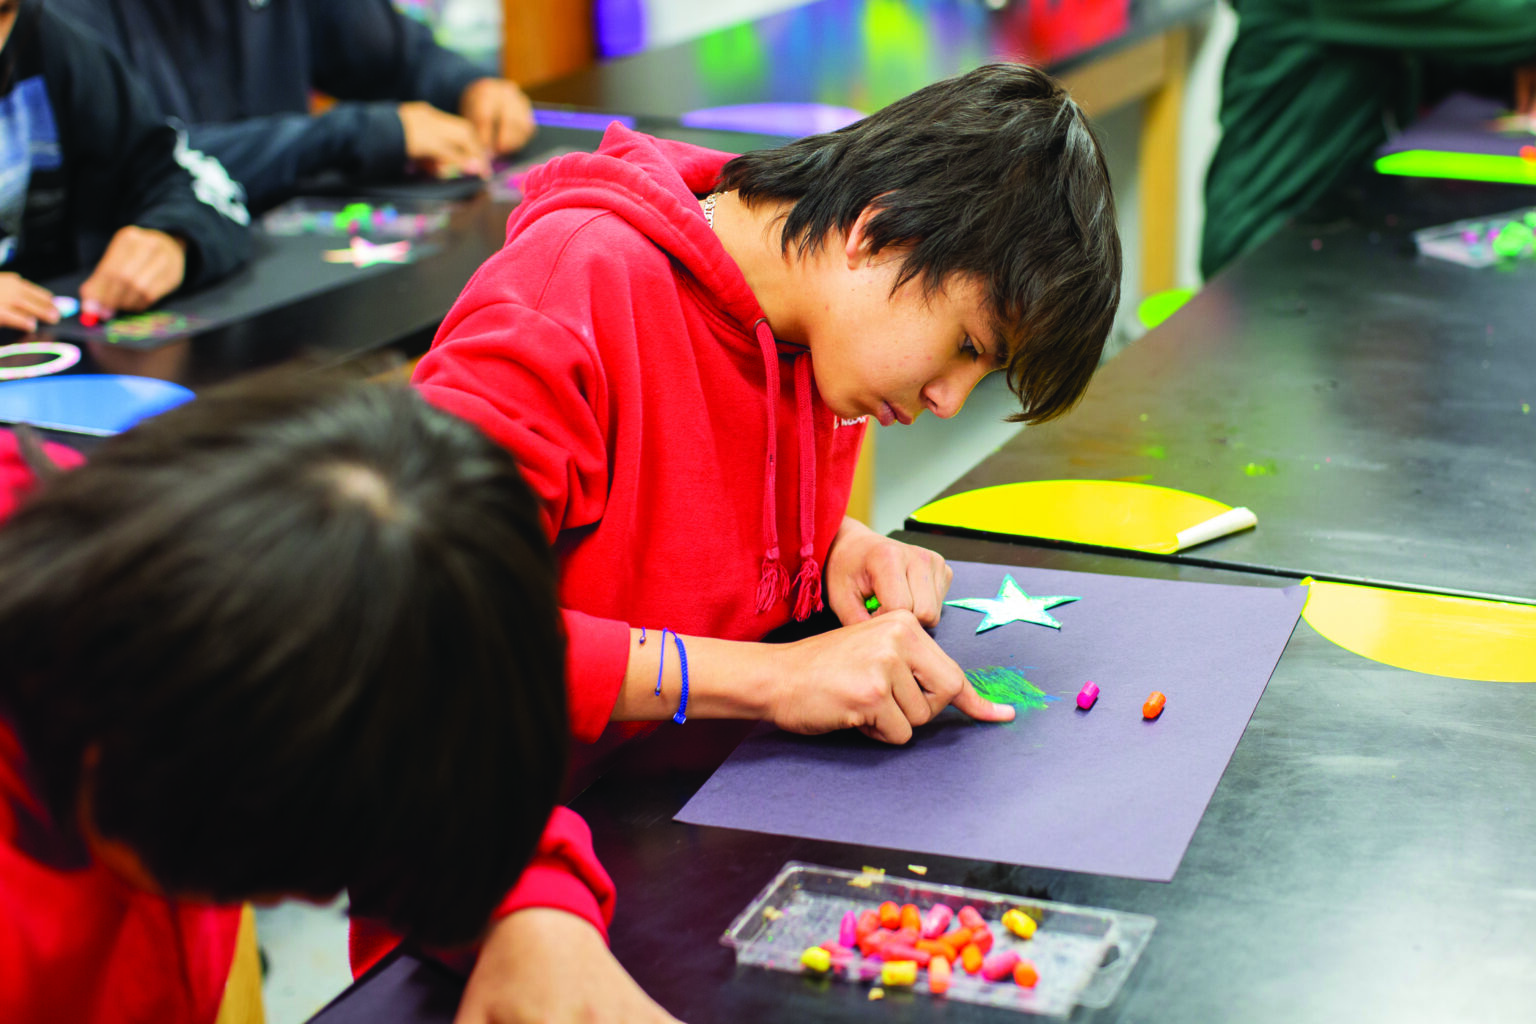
[767,611,1014,744]
[0,273,57,332]
[824,515,954,626]
[459,77,535,155]
[399,101,492,178]
[80,226,187,316]
[455,908,682,1024]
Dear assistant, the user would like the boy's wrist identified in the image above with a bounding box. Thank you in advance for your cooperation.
[682,635,779,721]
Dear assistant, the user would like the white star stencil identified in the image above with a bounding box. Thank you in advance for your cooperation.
[944,574,1081,632]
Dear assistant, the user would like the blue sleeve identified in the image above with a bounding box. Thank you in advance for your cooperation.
[187,102,406,213]
[39,4,251,289]
[306,0,484,114]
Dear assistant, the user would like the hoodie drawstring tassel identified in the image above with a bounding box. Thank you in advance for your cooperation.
[757,548,790,613]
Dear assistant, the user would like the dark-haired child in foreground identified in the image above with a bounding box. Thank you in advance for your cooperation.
[414,62,1122,749]
[0,374,678,1023]
[0,0,249,331]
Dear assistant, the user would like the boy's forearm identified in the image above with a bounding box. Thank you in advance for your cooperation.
[610,629,778,723]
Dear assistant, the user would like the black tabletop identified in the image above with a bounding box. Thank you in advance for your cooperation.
[907,175,1536,605]
[568,532,1536,1022]
[529,0,1215,120]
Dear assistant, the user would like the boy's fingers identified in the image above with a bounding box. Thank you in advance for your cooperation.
[862,699,914,746]
[828,579,873,624]
[951,676,1017,723]
[904,629,1015,723]
[906,557,945,626]
[888,671,937,730]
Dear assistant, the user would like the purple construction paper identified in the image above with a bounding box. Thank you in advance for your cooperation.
[676,561,1306,882]
[1377,91,1528,157]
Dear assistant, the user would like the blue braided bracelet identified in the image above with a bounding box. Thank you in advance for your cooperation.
[671,630,689,725]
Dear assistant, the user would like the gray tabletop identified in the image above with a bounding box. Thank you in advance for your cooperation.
[907,203,1536,604]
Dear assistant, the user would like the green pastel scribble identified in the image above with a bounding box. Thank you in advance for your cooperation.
[964,667,1056,711]
[1140,444,1168,460]
[1243,460,1278,477]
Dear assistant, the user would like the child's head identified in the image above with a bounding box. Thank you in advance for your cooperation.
[717,62,1121,424]
[0,371,566,948]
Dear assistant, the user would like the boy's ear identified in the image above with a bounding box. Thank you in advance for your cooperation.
[844,204,883,268]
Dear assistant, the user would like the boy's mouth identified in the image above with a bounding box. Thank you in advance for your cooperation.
[876,401,912,427]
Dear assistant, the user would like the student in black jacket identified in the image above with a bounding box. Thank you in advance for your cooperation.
[0,0,250,332]
[55,0,536,211]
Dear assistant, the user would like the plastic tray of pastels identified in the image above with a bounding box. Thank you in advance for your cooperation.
[723,862,1156,1016]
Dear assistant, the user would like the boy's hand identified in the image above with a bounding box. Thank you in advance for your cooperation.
[399,101,492,178]
[455,908,682,1024]
[824,516,954,626]
[80,226,187,316]
[767,611,1014,745]
[0,273,58,333]
[459,77,535,155]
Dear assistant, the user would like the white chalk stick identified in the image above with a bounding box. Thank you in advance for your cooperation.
[1175,506,1258,551]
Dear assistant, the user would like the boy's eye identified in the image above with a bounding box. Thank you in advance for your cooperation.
[961,336,982,361]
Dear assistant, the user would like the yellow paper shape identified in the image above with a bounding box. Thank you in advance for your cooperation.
[909,480,1232,554]
[1303,580,1536,683]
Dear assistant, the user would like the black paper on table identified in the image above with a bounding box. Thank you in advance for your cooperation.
[46,231,436,351]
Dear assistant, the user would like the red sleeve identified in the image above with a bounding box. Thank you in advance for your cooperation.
[0,430,84,522]
[489,807,615,933]
[561,610,630,744]
[349,807,615,978]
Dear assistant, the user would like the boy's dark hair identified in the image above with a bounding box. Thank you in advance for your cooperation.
[717,62,1121,423]
[0,370,567,948]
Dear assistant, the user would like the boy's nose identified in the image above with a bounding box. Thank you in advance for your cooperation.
[924,366,987,419]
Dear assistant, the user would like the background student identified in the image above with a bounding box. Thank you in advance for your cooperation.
[1203,0,1536,277]
[55,0,537,210]
[0,0,249,331]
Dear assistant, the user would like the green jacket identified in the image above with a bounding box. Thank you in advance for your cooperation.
[1202,0,1536,278]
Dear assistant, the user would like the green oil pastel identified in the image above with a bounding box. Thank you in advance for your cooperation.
[965,667,1056,711]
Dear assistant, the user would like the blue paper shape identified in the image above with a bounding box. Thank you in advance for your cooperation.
[0,374,194,435]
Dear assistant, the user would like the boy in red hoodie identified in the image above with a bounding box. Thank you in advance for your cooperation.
[414,63,1122,745]
[0,373,674,1024]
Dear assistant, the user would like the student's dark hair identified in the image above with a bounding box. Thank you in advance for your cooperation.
[717,62,1121,423]
[0,370,567,948]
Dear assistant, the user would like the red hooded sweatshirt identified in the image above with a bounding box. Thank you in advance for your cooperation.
[0,430,615,1004]
[414,124,868,742]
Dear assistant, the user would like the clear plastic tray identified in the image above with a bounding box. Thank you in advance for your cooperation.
[722,862,1156,1017]
[1414,207,1536,267]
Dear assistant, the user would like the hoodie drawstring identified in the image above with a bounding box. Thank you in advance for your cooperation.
[751,320,825,621]
[790,353,823,620]
[752,319,790,612]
